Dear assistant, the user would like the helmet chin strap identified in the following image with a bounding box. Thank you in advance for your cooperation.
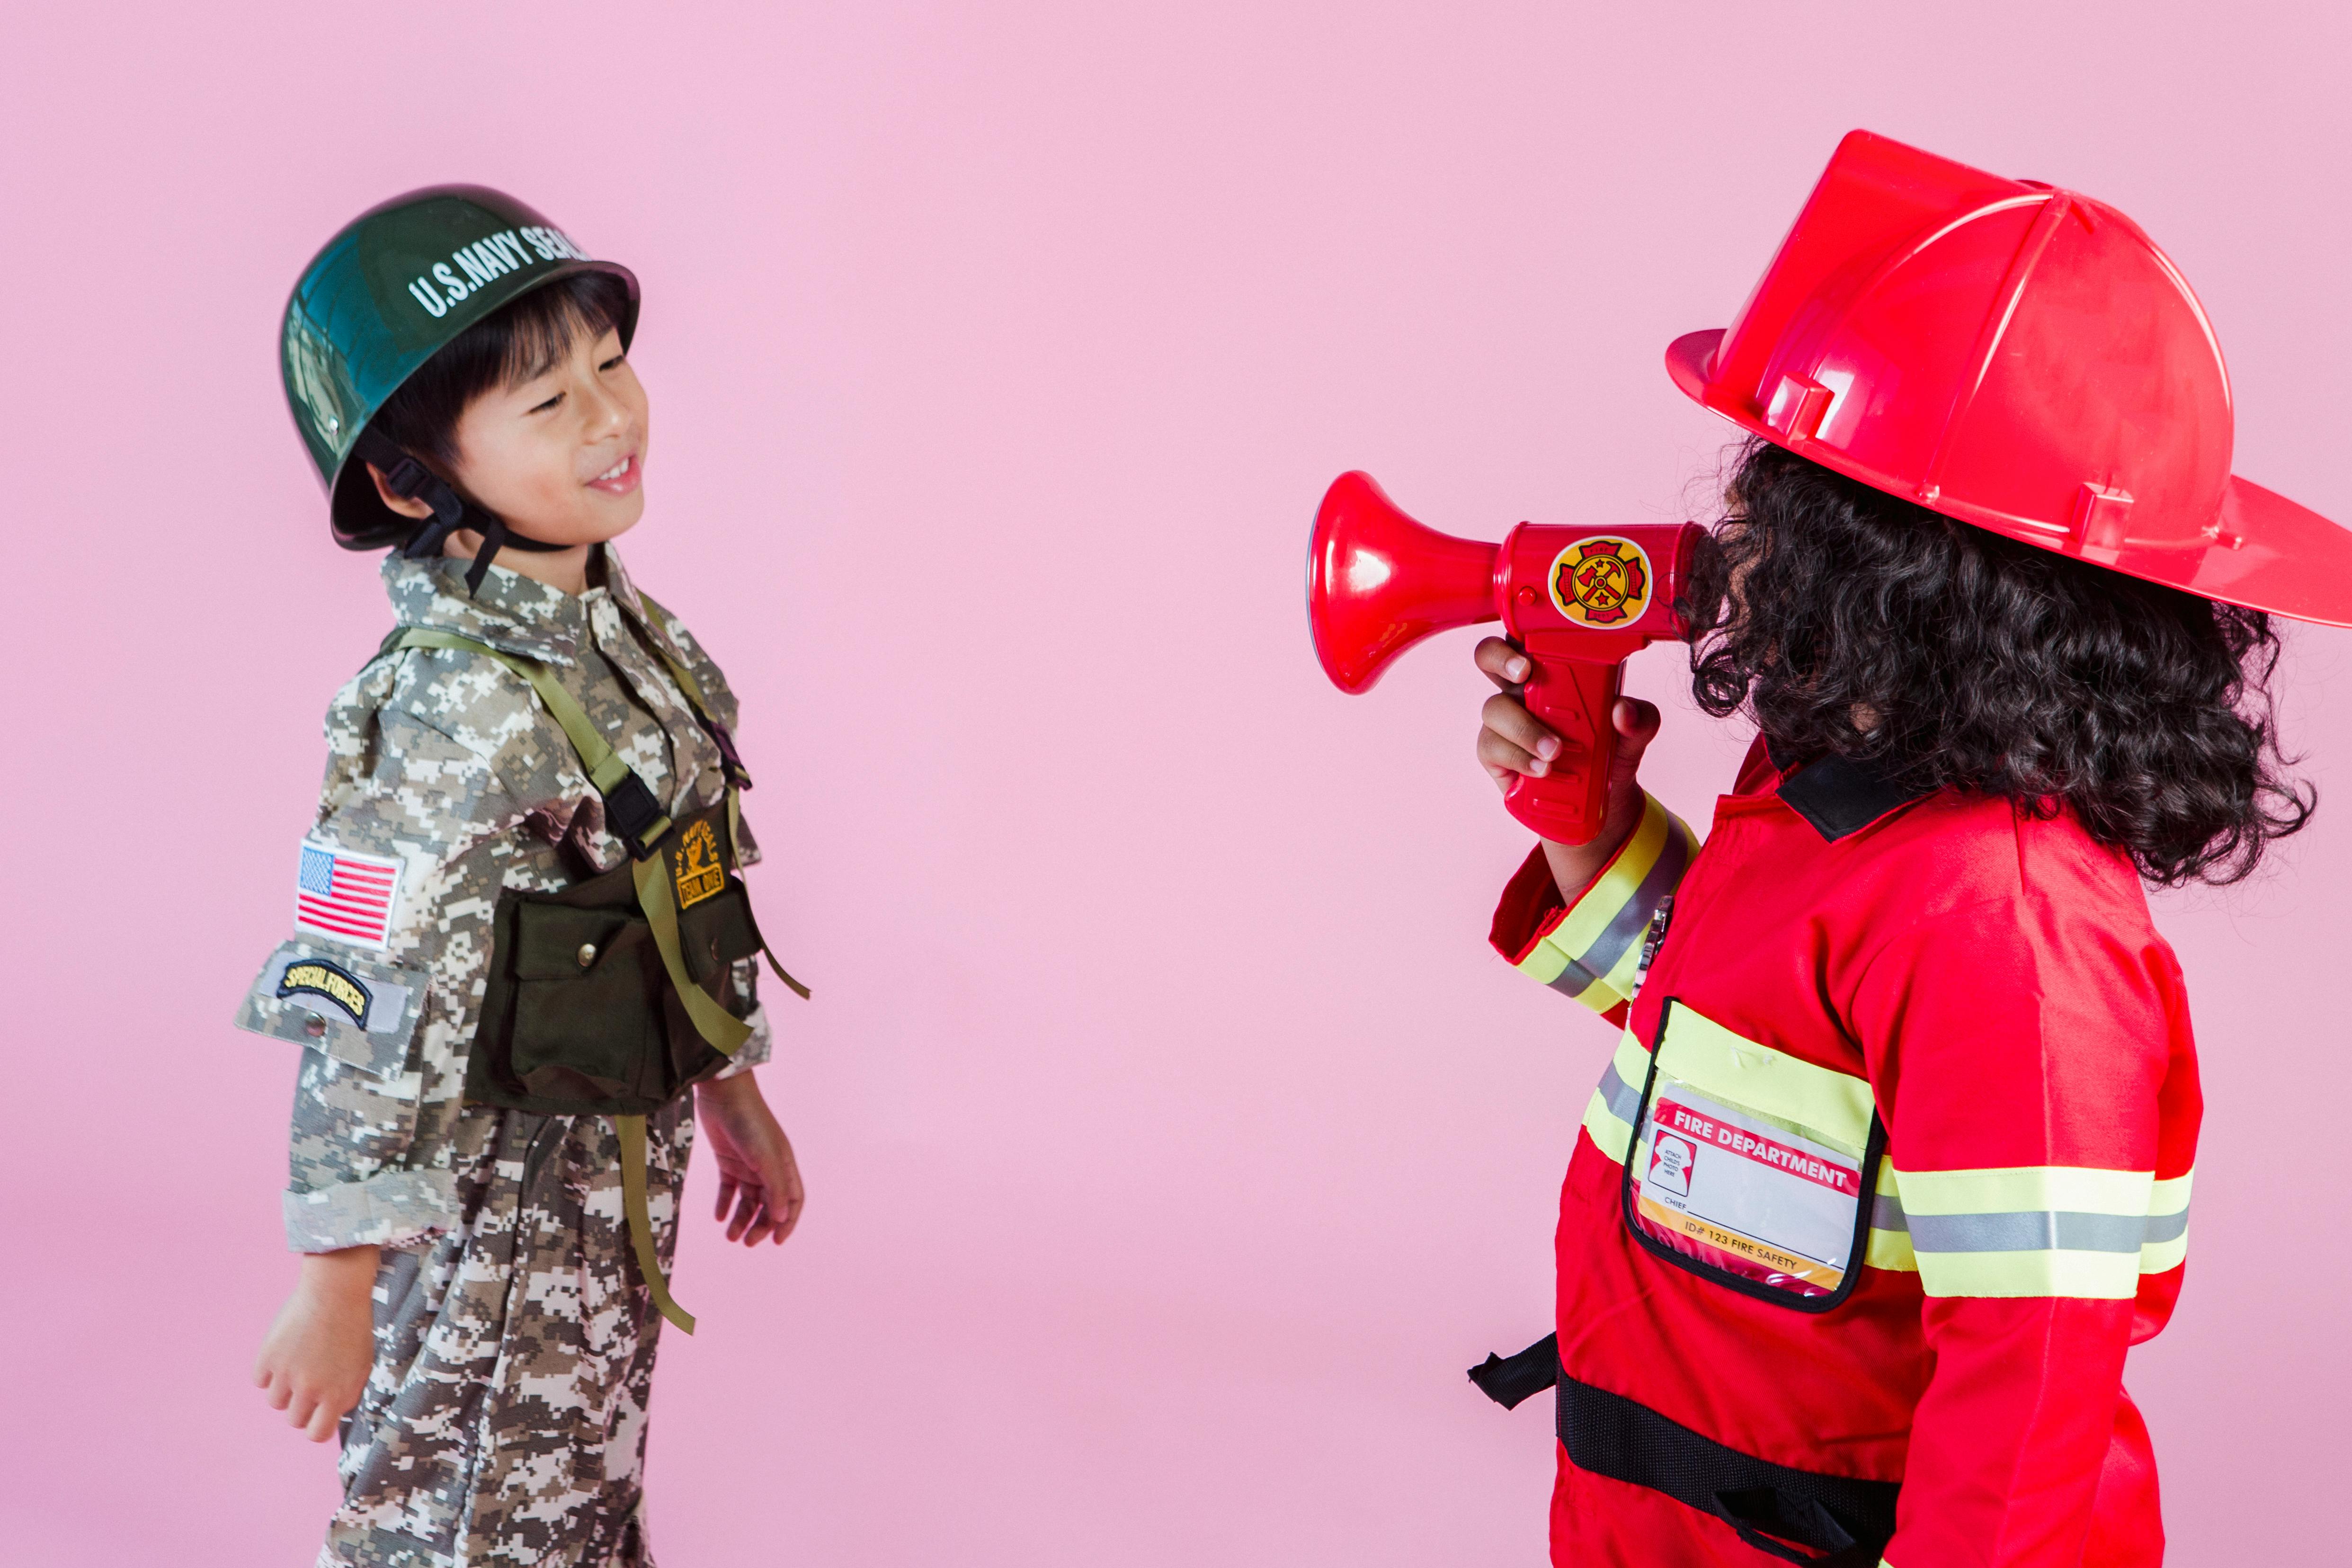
[355,432,567,596]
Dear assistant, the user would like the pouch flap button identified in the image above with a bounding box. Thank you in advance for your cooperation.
[577,943,598,969]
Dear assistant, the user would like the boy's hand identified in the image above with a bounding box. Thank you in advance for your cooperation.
[254,1246,377,1443]
[695,1072,806,1247]
[1474,636,1663,900]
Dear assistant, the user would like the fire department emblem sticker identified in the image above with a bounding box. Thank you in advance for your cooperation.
[1548,536,1652,628]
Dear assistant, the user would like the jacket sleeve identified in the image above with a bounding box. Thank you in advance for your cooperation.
[1852,891,2192,1568]
[235,704,516,1253]
[1488,792,1700,1018]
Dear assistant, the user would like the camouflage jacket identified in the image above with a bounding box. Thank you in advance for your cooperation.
[235,548,773,1253]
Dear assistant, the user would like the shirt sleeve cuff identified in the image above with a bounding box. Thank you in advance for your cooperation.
[712,1000,773,1079]
[1488,792,1698,1013]
[283,1168,457,1252]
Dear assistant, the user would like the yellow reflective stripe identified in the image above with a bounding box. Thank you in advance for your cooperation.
[1655,1004,1875,1152]
[1865,1227,1917,1271]
[2141,1169,2192,1274]
[1892,1165,2155,1218]
[1514,793,1695,1014]
[2140,1231,2189,1275]
[1566,967,1624,1013]
[1914,1248,2142,1300]
[1548,794,1670,959]
[1891,1164,2173,1299]
[1582,1087,1631,1164]
[1865,1158,1915,1271]
[2148,1171,2192,1216]
[1580,1029,1652,1165]
[1865,1165,2191,1286]
[1513,943,1570,986]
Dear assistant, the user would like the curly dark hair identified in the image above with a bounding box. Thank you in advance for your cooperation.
[1679,440,2314,886]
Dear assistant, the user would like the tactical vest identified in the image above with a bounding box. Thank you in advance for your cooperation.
[384,626,806,1334]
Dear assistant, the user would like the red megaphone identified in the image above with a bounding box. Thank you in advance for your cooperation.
[1308,471,1703,845]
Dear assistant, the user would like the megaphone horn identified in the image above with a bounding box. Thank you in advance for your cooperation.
[1307,472,1499,693]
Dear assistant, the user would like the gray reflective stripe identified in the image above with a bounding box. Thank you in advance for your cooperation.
[1546,959,1603,997]
[1597,1056,1645,1128]
[1907,1211,2153,1256]
[1586,828,1694,982]
[2142,1207,2191,1245]
[1871,1192,1907,1232]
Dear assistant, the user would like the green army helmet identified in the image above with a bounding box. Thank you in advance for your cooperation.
[281,185,640,552]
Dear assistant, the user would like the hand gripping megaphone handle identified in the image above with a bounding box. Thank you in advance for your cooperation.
[1503,650,1625,845]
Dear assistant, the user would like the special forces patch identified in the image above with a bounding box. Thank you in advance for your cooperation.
[1547,536,1653,628]
[674,820,727,909]
[277,959,374,1027]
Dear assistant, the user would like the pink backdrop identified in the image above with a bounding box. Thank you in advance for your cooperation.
[5,4,2346,1562]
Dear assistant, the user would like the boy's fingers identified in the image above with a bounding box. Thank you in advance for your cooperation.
[1481,693,1562,766]
[1613,696,1663,747]
[1474,637,1530,690]
[1477,724,1548,782]
[727,1185,762,1241]
[712,1177,737,1223]
[1609,697,1664,779]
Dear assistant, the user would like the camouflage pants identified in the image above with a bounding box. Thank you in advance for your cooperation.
[321,1099,693,1568]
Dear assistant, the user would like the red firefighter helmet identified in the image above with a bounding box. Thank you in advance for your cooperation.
[1667,130,2352,627]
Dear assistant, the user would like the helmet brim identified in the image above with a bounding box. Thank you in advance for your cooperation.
[1666,328,2352,628]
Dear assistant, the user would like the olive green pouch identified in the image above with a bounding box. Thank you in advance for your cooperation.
[468,802,763,1116]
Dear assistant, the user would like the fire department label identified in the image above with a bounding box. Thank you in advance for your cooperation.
[1630,1079,1864,1298]
[674,820,727,909]
[1547,536,1652,628]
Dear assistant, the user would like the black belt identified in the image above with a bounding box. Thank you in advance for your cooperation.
[1470,1336,1899,1566]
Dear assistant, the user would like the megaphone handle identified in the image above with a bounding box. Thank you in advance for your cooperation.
[1503,656,1622,846]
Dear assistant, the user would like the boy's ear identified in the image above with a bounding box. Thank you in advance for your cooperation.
[367,463,438,521]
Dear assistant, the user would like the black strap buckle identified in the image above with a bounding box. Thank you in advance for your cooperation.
[601,771,670,860]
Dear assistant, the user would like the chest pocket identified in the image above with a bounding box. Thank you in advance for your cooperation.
[1622,999,1884,1312]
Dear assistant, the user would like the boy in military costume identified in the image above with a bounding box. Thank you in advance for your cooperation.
[244,187,807,1568]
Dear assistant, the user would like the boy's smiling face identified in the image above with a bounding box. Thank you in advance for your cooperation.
[369,317,651,568]
[443,323,650,547]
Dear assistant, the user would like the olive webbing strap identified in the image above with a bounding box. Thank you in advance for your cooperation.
[631,852,754,1056]
[727,786,812,1001]
[647,640,811,1003]
[614,1114,695,1335]
[388,629,675,845]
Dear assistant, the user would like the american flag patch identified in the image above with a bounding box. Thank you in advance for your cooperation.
[294,839,404,950]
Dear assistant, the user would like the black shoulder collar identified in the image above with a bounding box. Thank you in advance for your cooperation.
[1765,737,1936,842]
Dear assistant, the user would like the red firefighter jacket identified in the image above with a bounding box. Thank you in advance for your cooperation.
[1489,738,2197,1568]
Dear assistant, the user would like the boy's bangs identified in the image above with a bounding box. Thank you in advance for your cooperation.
[367,270,636,472]
[500,285,623,387]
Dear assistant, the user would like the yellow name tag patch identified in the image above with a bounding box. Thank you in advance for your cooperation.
[674,820,727,910]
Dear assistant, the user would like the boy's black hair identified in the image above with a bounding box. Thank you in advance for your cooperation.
[369,270,635,472]
[1680,440,2314,886]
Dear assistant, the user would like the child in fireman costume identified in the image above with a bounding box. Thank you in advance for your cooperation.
[1465,134,2350,1565]
[242,187,806,1567]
